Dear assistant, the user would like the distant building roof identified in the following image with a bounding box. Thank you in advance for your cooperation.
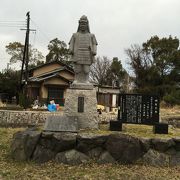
[29,73,71,83]
[29,60,74,72]
[28,66,74,83]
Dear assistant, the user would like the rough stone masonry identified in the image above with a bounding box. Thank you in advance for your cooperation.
[11,128,180,166]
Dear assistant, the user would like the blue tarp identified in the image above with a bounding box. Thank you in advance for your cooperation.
[47,104,57,112]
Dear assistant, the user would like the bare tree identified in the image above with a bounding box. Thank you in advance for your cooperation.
[125,44,153,74]
[90,56,111,85]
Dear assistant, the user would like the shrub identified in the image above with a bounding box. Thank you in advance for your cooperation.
[18,93,31,108]
[163,90,180,106]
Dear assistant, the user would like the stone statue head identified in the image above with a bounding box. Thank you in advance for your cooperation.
[77,15,90,33]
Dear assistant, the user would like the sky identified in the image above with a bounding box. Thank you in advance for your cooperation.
[0,0,180,71]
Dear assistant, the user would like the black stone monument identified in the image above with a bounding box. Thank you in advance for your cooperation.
[110,94,168,134]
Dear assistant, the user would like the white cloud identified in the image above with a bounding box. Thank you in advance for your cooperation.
[0,0,180,70]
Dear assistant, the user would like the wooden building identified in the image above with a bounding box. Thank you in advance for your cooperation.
[27,61,120,109]
[95,85,120,111]
[27,61,74,106]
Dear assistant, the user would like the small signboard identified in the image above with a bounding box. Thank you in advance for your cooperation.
[78,97,84,113]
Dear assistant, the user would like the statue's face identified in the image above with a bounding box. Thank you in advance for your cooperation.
[79,21,88,32]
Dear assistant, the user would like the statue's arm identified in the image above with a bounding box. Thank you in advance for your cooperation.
[69,34,75,55]
[91,34,98,55]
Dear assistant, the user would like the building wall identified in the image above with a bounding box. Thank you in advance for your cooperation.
[40,83,47,99]
[112,94,117,107]
[39,78,69,105]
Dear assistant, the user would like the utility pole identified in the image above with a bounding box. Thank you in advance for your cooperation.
[24,12,30,109]
[20,12,35,109]
[25,12,30,87]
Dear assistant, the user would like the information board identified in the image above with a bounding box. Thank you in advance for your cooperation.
[118,94,159,125]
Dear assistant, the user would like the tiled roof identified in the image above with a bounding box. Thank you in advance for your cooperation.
[29,67,73,83]
[29,60,73,72]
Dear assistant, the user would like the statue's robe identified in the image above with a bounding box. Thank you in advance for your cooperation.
[69,32,98,65]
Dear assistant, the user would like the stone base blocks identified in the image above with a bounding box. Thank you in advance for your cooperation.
[64,88,99,130]
[109,121,122,131]
[153,123,169,134]
[11,128,180,166]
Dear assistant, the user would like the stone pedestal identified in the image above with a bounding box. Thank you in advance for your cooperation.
[70,82,94,90]
[64,88,99,129]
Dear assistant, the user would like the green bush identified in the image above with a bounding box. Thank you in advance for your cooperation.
[18,93,31,108]
[163,90,180,106]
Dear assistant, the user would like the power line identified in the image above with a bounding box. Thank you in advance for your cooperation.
[0,20,25,22]
[30,19,50,42]
[0,21,26,23]
[0,23,26,25]
[0,20,26,28]
[0,22,26,25]
[0,24,26,28]
[31,31,37,47]
[0,23,24,24]
[0,26,26,28]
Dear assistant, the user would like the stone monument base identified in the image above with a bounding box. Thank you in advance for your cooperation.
[44,115,78,132]
[64,88,99,129]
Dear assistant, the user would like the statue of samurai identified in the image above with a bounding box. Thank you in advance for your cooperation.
[69,15,98,85]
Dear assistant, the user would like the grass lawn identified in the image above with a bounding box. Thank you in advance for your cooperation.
[0,127,180,180]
